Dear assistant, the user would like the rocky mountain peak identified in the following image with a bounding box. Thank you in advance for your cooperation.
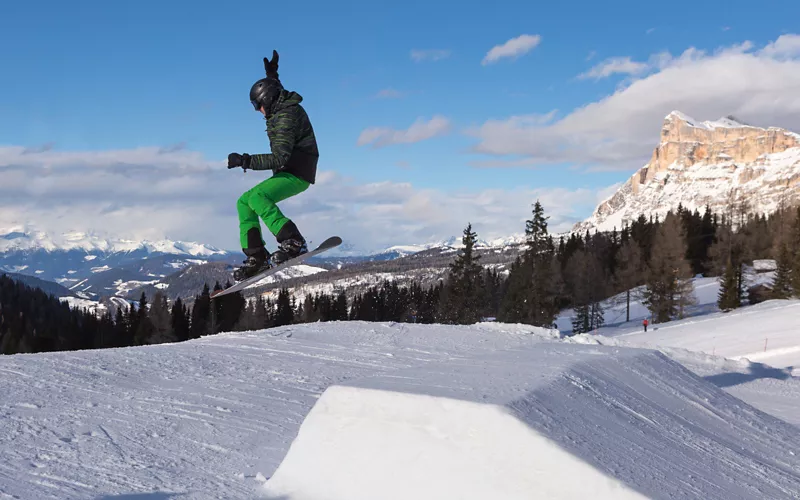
[576,111,800,233]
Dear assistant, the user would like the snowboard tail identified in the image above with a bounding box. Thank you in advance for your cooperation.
[211,236,342,299]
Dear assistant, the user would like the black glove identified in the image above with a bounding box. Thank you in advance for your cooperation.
[228,153,251,170]
[264,50,279,80]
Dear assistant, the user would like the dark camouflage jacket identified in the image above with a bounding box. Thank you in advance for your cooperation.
[248,90,319,184]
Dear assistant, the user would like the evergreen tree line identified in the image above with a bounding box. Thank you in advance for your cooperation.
[4,195,800,355]
[424,197,800,333]
[0,278,305,355]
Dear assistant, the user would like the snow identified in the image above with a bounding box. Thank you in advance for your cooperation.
[0,264,28,273]
[0,226,226,256]
[754,258,777,272]
[90,265,111,273]
[248,264,327,289]
[578,112,800,234]
[59,296,105,315]
[609,299,800,373]
[584,143,800,233]
[83,255,97,261]
[665,110,749,130]
[113,278,159,296]
[1,305,800,499]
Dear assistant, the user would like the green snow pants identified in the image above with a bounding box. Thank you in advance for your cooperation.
[237,172,310,249]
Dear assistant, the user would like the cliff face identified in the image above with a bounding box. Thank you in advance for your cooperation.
[577,111,800,232]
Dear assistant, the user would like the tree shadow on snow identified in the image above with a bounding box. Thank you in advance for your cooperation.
[704,362,794,388]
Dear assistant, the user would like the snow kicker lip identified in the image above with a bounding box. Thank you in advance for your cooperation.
[262,343,800,500]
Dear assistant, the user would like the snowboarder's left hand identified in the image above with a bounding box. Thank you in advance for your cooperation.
[228,153,251,170]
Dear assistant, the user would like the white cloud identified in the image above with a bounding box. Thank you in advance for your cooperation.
[410,49,451,62]
[0,146,598,254]
[482,34,542,65]
[468,34,800,172]
[357,115,452,148]
[760,34,800,59]
[586,50,597,61]
[578,56,650,80]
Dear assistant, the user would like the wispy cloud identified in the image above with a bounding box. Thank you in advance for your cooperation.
[467,34,800,172]
[374,88,405,99]
[0,145,597,253]
[357,115,452,148]
[410,49,451,62]
[646,27,656,35]
[578,56,650,80]
[586,50,597,61]
[482,34,542,65]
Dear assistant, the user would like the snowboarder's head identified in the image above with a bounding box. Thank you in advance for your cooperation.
[250,50,283,116]
[250,77,283,115]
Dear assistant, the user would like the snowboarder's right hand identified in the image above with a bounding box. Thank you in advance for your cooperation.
[228,153,251,170]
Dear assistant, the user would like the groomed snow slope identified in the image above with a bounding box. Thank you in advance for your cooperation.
[607,299,800,372]
[262,344,800,500]
[3,319,800,499]
[0,322,560,499]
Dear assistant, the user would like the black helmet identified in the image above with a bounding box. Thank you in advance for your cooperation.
[249,77,283,111]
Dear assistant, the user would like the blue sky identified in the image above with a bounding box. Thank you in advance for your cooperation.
[1,1,799,252]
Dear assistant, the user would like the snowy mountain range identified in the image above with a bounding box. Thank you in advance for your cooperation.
[0,226,228,256]
[0,223,530,303]
[0,226,236,300]
[575,110,800,232]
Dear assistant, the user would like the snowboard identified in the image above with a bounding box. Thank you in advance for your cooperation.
[210,236,342,299]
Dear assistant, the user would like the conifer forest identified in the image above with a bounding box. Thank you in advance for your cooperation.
[3,196,800,356]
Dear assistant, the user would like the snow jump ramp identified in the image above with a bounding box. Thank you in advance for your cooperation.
[261,343,800,500]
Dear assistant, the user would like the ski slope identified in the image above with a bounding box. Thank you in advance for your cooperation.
[1,315,800,499]
[263,343,800,500]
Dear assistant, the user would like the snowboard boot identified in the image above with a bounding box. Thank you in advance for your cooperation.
[233,228,272,281]
[272,220,308,266]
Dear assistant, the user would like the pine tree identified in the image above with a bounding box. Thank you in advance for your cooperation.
[133,292,154,345]
[771,244,793,299]
[171,297,191,341]
[790,207,800,295]
[710,223,747,311]
[565,249,607,334]
[333,291,348,321]
[190,284,212,339]
[438,223,484,324]
[717,260,741,312]
[499,201,563,327]
[614,239,645,322]
[641,211,695,323]
[275,288,294,326]
[149,291,176,344]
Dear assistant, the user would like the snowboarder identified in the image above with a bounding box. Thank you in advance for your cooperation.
[642,318,648,332]
[227,50,319,281]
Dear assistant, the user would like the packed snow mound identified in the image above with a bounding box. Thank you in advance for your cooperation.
[262,344,800,500]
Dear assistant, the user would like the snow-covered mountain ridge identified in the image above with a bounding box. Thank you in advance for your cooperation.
[0,226,226,256]
[576,110,800,233]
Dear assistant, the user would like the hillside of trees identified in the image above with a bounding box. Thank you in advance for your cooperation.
[3,191,800,356]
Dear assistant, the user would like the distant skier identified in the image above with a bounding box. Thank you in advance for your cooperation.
[642,318,648,332]
[227,50,319,281]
